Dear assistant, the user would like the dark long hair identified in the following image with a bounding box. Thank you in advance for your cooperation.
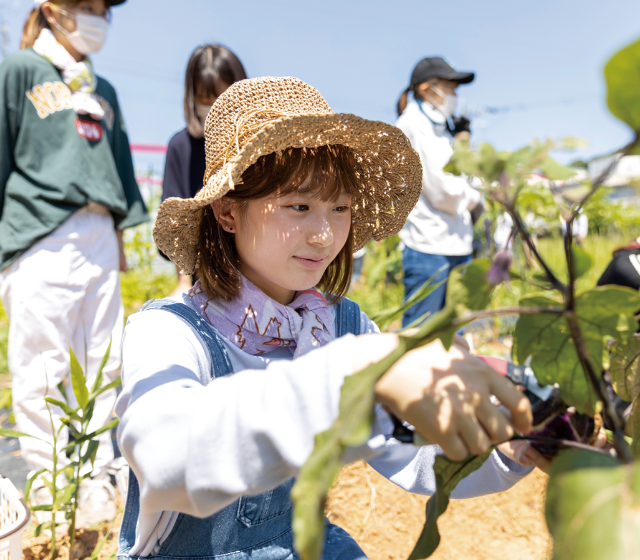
[396,86,412,117]
[184,44,247,138]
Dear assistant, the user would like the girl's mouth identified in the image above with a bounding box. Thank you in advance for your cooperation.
[293,256,326,269]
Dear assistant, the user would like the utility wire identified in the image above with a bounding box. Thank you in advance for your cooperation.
[465,93,599,117]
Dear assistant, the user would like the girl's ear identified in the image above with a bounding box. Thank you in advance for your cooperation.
[210,199,238,233]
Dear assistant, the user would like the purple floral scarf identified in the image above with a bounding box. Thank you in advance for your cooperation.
[189,276,335,357]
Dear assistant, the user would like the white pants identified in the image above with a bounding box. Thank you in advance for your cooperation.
[0,208,124,473]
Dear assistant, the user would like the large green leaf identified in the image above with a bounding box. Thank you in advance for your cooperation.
[513,286,640,415]
[90,337,112,395]
[570,245,592,280]
[408,452,492,560]
[443,140,480,177]
[610,334,640,403]
[69,346,88,410]
[292,259,495,560]
[629,401,640,459]
[538,157,576,181]
[605,37,640,132]
[54,482,77,508]
[44,397,78,419]
[545,449,640,559]
[0,428,37,439]
[24,469,47,501]
[61,418,119,452]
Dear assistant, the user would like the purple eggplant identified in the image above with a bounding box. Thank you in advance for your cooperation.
[528,390,598,459]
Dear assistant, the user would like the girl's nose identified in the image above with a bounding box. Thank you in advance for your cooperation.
[308,214,334,246]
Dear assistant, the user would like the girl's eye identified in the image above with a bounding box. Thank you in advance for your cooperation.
[334,206,351,213]
[289,204,309,212]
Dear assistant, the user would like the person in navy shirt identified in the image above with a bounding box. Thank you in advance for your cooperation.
[162,44,246,296]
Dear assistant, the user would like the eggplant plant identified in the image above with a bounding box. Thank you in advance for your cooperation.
[291,36,640,560]
[0,340,120,559]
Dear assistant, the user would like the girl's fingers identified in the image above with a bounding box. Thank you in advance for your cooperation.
[484,368,532,434]
[524,446,551,473]
[497,440,533,465]
[593,427,607,448]
[476,401,514,444]
[457,412,493,455]
[433,432,470,462]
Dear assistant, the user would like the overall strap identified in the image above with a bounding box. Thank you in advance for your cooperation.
[333,297,362,338]
[138,298,234,378]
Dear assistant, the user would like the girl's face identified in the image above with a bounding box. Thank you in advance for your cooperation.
[213,183,352,305]
[43,0,108,61]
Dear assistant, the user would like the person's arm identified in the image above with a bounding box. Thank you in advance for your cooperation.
[356,314,533,495]
[110,92,148,230]
[367,405,533,497]
[117,310,531,519]
[162,136,189,201]
[117,311,369,518]
[396,116,481,216]
[0,62,19,219]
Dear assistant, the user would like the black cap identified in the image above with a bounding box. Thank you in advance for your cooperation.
[107,0,127,5]
[410,57,474,87]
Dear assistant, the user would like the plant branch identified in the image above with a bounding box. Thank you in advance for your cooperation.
[513,435,612,456]
[505,203,567,295]
[561,207,632,463]
[569,135,639,221]
[451,306,564,327]
[562,310,633,463]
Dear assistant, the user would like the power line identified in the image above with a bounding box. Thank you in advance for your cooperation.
[465,93,599,117]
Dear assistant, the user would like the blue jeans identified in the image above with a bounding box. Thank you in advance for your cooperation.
[402,248,472,328]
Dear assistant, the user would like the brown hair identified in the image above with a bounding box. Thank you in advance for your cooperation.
[197,144,360,302]
[184,44,247,139]
[396,78,439,117]
[21,1,109,50]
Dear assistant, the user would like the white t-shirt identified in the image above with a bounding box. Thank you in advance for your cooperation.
[116,295,532,556]
[396,100,482,256]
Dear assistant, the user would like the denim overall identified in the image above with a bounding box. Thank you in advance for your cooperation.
[118,298,368,560]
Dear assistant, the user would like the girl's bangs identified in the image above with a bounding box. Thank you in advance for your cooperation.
[194,65,226,98]
[272,146,359,203]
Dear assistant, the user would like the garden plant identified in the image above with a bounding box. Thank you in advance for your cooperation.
[0,341,120,559]
[291,36,640,560]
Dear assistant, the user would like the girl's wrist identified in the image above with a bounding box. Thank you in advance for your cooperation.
[349,333,400,405]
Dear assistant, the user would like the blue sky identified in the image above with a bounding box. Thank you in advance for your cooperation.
[2,0,640,167]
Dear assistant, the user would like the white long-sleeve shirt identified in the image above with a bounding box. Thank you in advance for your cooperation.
[116,296,531,556]
[396,100,482,256]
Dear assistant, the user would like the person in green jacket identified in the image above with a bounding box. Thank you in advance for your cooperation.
[0,0,147,526]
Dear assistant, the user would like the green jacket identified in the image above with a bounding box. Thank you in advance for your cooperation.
[0,48,148,270]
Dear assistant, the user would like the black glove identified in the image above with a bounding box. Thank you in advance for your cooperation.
[449,116,471,137]
[470,201,484,225]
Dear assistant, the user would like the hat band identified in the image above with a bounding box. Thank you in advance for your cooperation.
[203,108,298,187]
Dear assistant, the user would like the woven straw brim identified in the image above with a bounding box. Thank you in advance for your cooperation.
[154,113,422,275]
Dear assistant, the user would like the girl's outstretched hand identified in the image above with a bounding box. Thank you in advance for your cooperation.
[361,335,532,462]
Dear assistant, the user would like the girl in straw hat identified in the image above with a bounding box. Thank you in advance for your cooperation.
[115,77,538,560]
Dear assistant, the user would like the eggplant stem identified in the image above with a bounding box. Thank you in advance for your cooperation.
[511,435,613,457]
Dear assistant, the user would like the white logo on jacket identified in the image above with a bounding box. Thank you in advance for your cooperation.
[25,81,114,130]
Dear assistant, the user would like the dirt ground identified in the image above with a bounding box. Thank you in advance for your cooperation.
[21,462,551,560]
[326,461,552,560]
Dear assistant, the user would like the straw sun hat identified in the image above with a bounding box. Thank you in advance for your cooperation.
[153,76,423,275]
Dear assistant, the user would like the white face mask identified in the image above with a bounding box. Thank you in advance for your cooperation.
[52,9,109,55]
[195,102,213,125]
[430,85,457,119]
